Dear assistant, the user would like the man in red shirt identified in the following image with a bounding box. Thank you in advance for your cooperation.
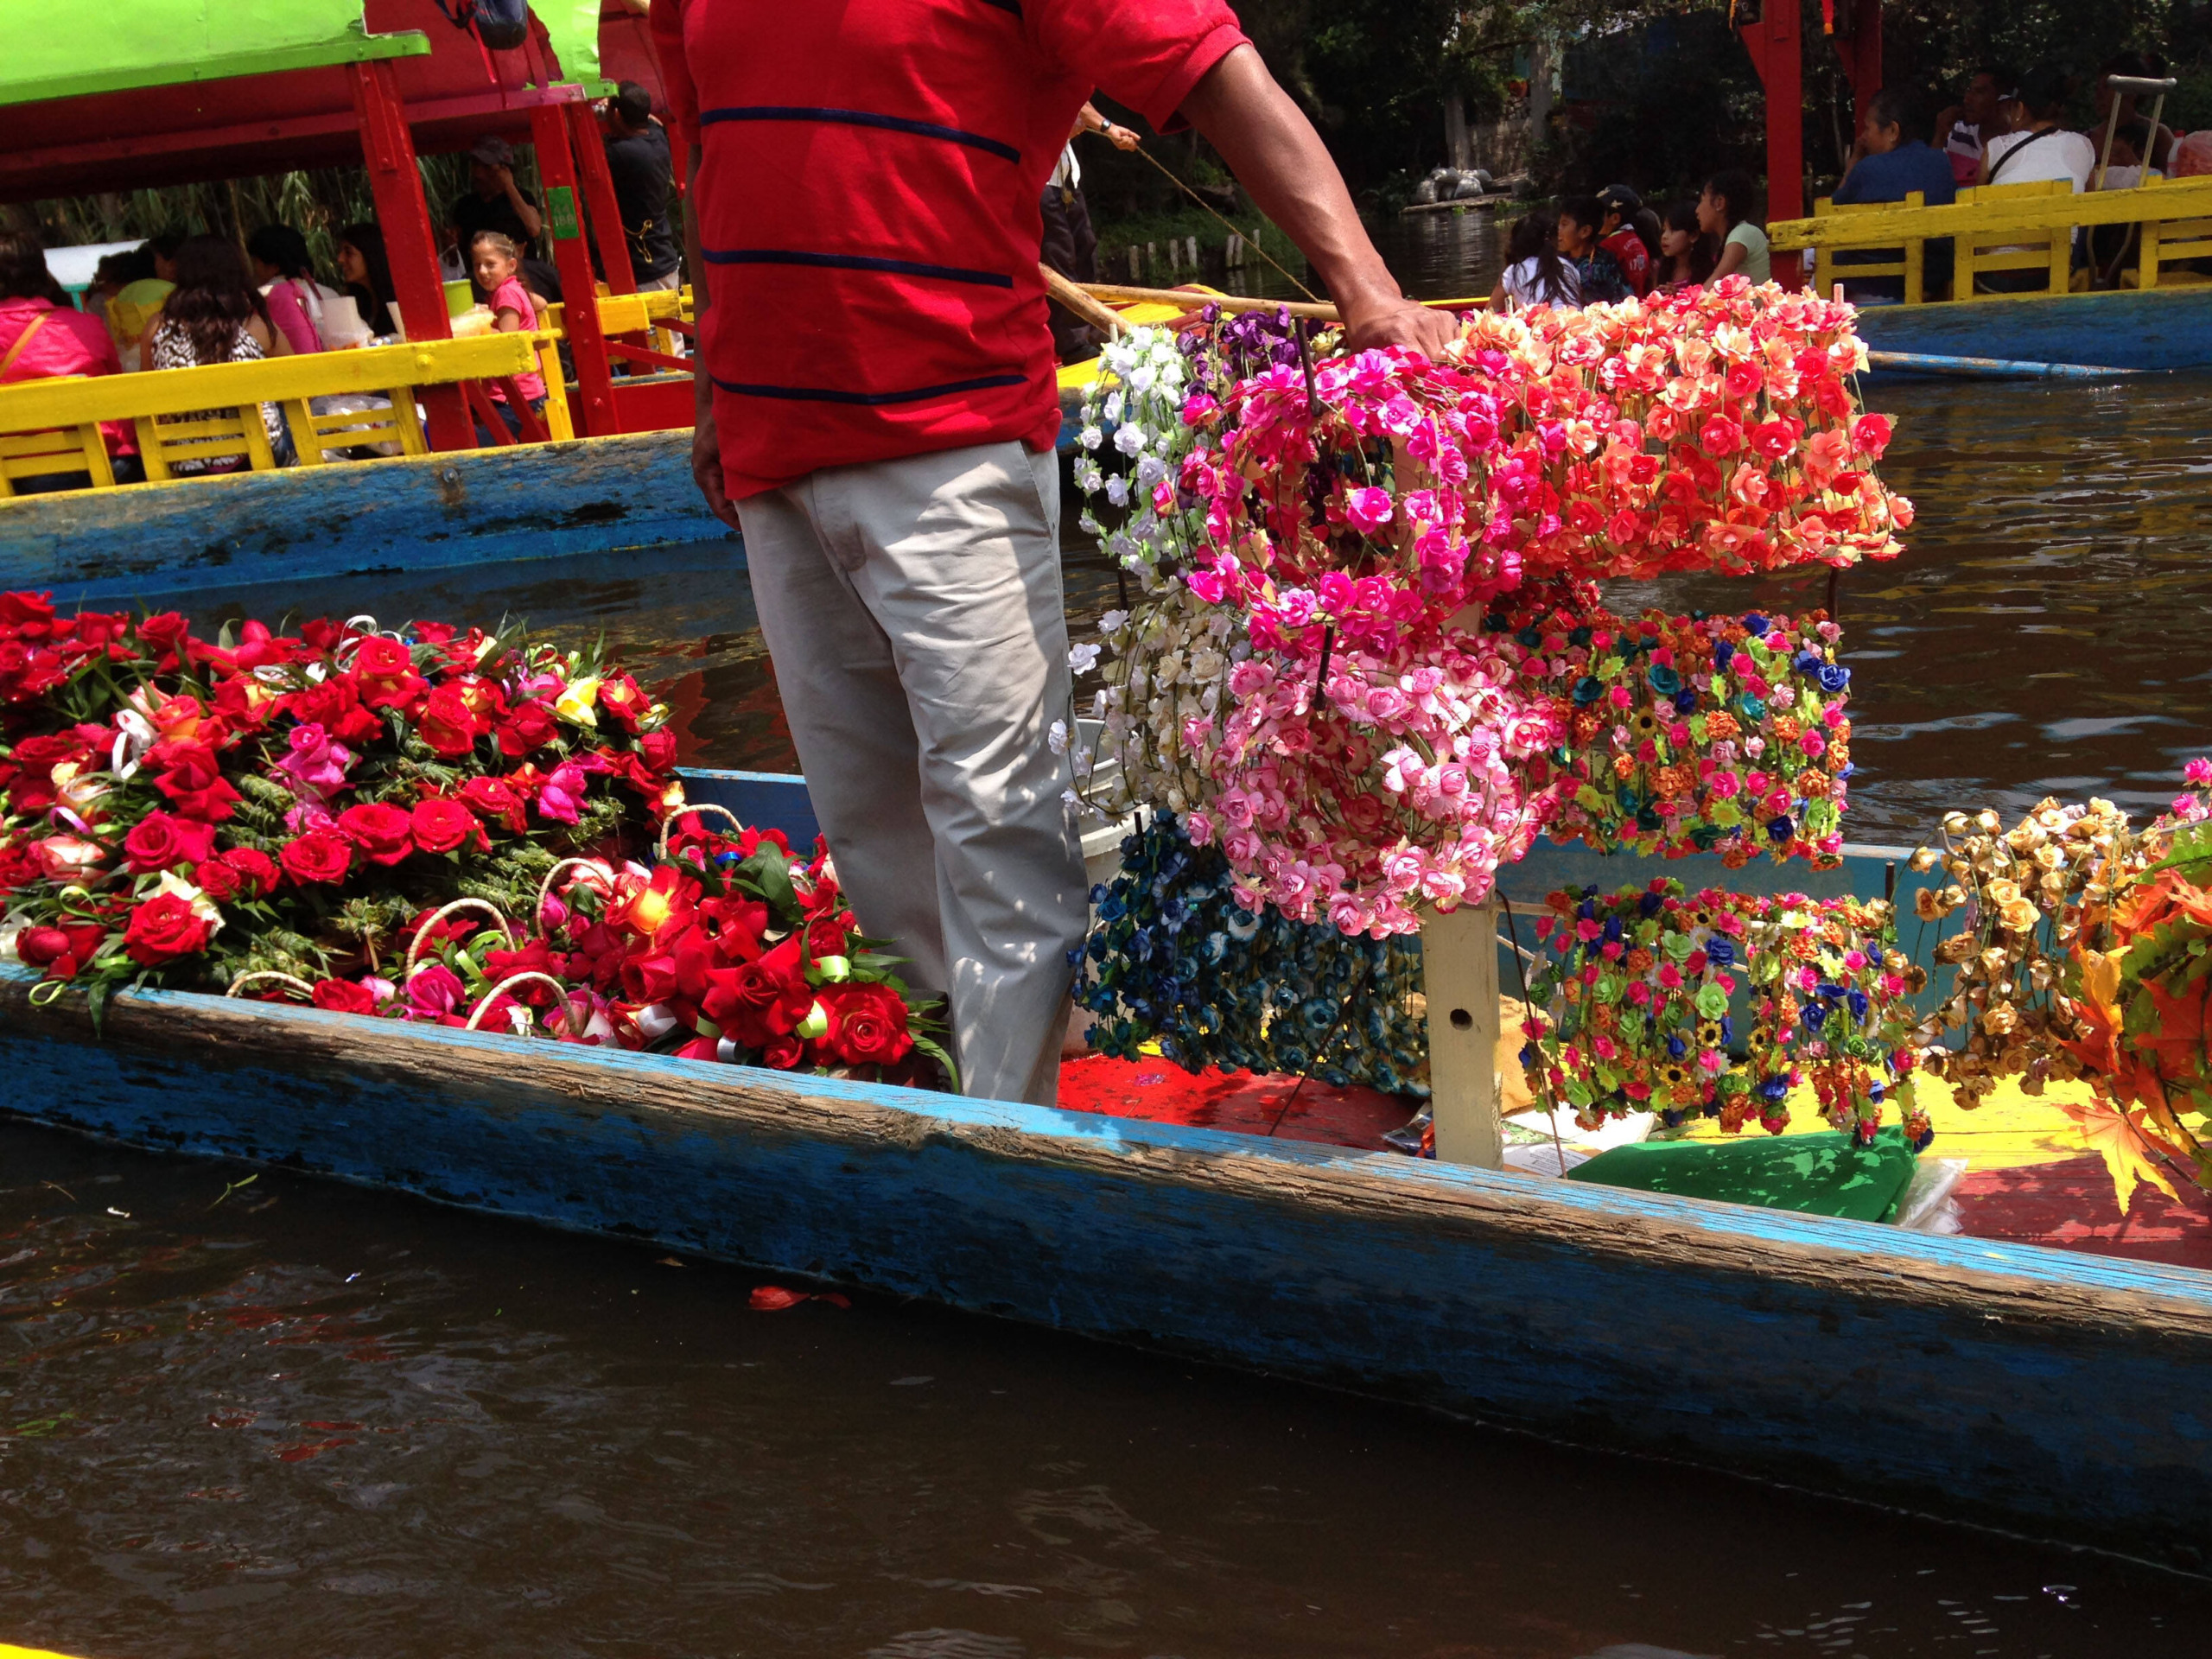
[652,0,1451,1106]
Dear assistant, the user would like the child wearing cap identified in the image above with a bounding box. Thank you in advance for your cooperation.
[1595,185,1654,297]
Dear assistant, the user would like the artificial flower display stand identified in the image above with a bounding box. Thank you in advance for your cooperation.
[1070,290,1907,1182]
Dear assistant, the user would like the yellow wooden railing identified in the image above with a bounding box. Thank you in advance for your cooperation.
[1770,173,2212,303]
[0,334,550,498]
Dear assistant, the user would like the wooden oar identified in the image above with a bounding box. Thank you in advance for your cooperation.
[1040,266,1134,336]
[1073,283,1487,321]
[1864,349,2142,379]
[1077,281,1340,321]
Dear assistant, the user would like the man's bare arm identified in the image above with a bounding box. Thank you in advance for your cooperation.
[1178,46,1455,355]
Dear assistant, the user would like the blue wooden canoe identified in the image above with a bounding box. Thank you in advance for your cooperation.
[3,762,2209,1561]
[0,429,736,603]
[1851,283,2212,372]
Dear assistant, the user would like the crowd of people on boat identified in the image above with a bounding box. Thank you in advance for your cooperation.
[0,82,680,486]
[1490,170,1769,312]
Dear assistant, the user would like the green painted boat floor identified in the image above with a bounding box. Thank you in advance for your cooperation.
[1567,1128,1920,1224]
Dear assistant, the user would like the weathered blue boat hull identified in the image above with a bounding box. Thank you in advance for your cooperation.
[0,430,738,605]
[2,769,2209,1557]
[1853,283,2212,372]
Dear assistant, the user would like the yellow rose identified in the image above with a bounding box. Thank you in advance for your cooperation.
[1999,898,2042,933]
[1985,879,2022,907]
[554,677,601,727]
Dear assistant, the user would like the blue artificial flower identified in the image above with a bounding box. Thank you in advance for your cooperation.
[1098,893,1128,923]
[1637,890,1664,918]
[1572,676,1605,707]
[1767,815,1795,842]
[1801,1001,1827,1029]
[1847,988,1870,1021]
[1737,693,1767,722]
[1817,664,1850,693]
[1705,938,1736,966]
[1758,1074,1789,1102]
[1792,650,1823,675]
[1602,916,1624,942]
[1744,613,1770,634]
[1666,1034,1687,1058]
[1713,639,1735,671]
[1673,688,1699,715]
[1647,663,1681,696]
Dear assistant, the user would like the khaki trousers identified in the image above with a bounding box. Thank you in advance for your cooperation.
[735,441,1088,1106]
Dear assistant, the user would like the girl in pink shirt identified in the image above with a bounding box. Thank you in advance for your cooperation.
[246,225,331,355]
[470,232,547,435]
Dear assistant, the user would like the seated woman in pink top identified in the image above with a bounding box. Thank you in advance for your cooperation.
[469,231,548,443]
[246,224,335,356]
[0,230,143,489]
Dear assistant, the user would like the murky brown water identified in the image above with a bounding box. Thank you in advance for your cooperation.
[3,1125,2204,1657]
[11,275,2212,1651]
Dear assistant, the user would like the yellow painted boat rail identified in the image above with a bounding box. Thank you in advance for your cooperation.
[0,333,555,498]
[1770,173,2212,303]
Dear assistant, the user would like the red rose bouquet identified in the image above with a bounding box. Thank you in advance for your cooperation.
[226,808,954,1088]
[0,592,680,1017]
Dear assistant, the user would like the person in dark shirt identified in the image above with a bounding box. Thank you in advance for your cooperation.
[600,82,682,289]
[1556,197,1628,304]
[452,136,544,261]
[1832,87,1956,301]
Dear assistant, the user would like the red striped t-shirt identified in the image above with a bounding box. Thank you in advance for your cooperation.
[650,0,1248,498]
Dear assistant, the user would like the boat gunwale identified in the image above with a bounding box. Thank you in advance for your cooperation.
[4,958,2209,1330]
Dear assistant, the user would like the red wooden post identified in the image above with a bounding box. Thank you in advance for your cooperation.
[529,99,618,436]
[567,99,639,296]
[1738,2,1805,225]
[349,60,472,451]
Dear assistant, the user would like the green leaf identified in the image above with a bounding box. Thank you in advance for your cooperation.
[909,1033,960,1093]
[735,846,798,917]
[2144,820,2212,880]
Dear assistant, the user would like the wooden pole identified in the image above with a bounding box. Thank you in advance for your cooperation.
[1078,282,1340,321]
[568,99,639,296]
[1422,900,1503,1167]
[1039,266,1128,336]
[347,60,470,452]
[530,100,616,437]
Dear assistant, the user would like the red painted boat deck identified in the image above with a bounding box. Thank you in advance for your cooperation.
[1058,1055,2212,1272]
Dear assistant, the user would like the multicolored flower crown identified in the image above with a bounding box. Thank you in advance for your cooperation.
[1523,879,1922,1146]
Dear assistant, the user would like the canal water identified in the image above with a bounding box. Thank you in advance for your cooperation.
[7,245,2212,1654]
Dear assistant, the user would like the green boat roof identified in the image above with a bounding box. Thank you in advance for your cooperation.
[3,2,601,109]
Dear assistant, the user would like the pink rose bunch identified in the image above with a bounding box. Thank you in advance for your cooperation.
[1090,282,1904,938]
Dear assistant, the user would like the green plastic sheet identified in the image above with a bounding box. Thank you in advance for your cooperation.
[3,3,601,109]
[1566,1128,1921,1224]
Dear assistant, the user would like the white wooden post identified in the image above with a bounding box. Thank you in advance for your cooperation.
[1422,899,1503,1167]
